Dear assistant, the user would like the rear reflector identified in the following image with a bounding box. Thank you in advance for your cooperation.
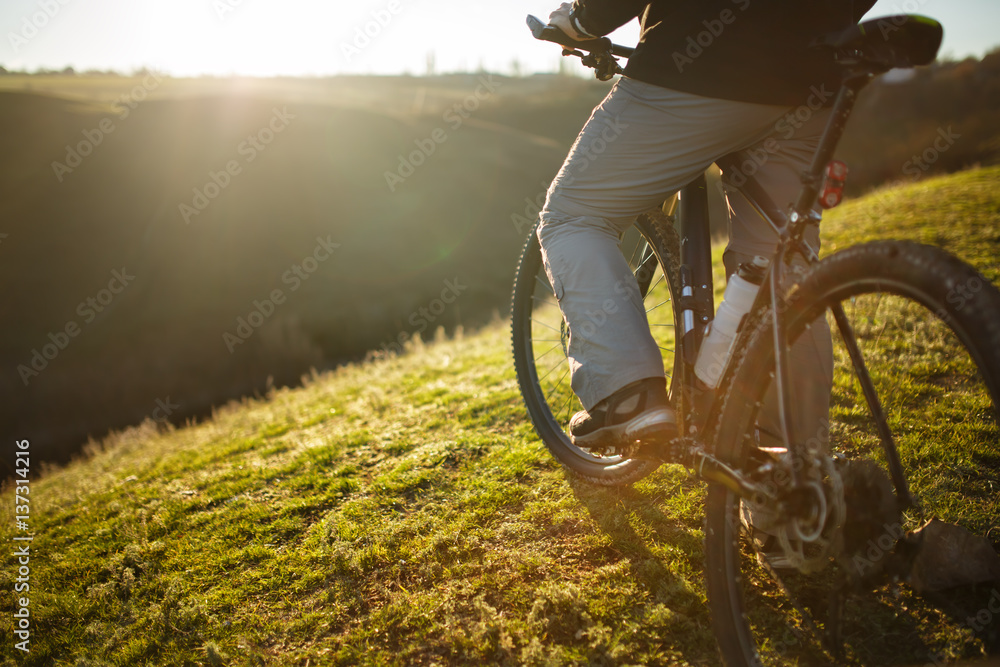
[820,160,848,209]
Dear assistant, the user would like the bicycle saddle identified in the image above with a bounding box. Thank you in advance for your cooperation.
[817,14,943,71]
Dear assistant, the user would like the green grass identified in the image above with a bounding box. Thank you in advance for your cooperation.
[2,167,999,666]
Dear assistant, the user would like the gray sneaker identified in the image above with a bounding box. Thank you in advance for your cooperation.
[570,377,676,451]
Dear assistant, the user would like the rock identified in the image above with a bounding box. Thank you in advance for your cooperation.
[908,519,1000,593]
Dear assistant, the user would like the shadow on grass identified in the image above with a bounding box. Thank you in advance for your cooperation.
[565,473,716,661]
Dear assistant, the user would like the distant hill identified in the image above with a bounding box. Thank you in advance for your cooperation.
[0,76,577,463]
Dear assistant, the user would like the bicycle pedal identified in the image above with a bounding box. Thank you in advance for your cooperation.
[633,433,694,465]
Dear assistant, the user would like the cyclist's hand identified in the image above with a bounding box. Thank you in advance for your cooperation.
[548,2,596,42]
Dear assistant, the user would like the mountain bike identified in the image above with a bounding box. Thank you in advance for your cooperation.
[511,14,1000,666]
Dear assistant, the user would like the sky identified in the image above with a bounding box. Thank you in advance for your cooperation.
[1,0,998,77]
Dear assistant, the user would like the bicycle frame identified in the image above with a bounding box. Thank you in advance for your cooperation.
[670,69,914,514]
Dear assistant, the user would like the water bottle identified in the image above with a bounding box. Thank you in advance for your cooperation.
[694,256,769,389]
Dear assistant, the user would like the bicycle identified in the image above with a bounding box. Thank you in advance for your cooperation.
[511,14,1000,666]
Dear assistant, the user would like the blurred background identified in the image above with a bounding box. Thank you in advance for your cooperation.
[1,0,999,466]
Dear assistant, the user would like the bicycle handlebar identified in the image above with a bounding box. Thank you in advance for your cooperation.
[526,15,635,59]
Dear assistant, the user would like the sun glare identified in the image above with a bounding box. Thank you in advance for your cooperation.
[1,0,993,76]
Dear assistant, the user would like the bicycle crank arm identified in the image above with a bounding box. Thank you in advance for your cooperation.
[635,436,774,505]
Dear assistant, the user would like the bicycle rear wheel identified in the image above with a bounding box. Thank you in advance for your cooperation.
[511,206,682,486]
[706,241,1000,666]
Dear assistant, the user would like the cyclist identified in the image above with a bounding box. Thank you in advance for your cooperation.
[539,0,875,450]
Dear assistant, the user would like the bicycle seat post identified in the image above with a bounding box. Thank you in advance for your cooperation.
[791,75,870,229]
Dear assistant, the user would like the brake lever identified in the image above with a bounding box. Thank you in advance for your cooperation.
[526,15,624,81]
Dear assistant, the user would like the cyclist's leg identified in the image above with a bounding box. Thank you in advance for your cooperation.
[721,108,834,448]
[538,78,795,412]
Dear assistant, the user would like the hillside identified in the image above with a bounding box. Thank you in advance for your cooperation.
[1,167,998,665]
[5,56,1000,466]
[0,75,585,463]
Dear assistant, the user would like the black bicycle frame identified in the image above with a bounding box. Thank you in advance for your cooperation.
[672,70,913,510]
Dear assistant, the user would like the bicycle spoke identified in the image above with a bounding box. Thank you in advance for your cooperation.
[646,272,666,294]
[545,367,572,405]
[532,343,563,364]
[627,236,645,269]
[535,274,553,294]
[559,389,576,426]
[531,317,562,334]
[537,356,568,384]
[635,252,659,297]
[830,301,912,507]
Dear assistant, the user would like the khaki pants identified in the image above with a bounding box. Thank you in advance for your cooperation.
[538,77,833,444]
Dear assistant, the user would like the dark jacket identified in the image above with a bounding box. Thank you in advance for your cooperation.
[571,0,877,106]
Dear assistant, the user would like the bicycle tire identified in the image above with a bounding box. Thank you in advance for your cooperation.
[511,207,682,486]
[706,241,1000,666]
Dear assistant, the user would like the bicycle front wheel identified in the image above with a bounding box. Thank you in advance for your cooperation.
[706,241,1000,666]
[511,207,682,486]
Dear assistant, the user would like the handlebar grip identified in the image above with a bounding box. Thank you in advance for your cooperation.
[526,15,634,59]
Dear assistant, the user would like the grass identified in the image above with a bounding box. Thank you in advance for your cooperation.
[2,167,999,666]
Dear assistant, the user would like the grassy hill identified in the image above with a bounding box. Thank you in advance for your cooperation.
[0,74,594,463]
[1,167,998,665]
